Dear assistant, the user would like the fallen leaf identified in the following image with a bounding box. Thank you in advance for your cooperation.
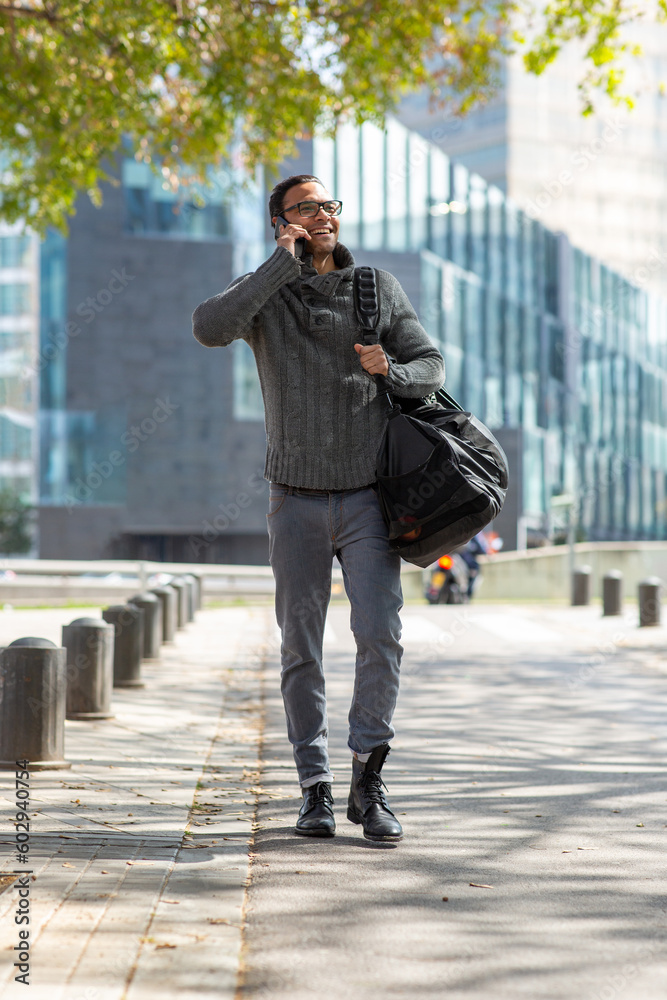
[100,870,110,874]
[208,917,233,925]
[577,847,596,850]
[562,851,572,854]
[155,943,177,949]
[442,896,449,902]
[160,900,180,905]
[469,883,494,889]
[636,823,644,828]
[62,863,76,868]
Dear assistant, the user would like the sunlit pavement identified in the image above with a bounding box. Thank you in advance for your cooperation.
[1,602,666,999]
[0,605,271,1000]
[241,602,667,1000]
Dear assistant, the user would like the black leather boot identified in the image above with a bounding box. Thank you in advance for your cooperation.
[347,744,403,842]
[295,781,335,837]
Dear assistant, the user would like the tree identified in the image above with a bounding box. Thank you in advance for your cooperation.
[0,0,665,236]
[0,489,33,555]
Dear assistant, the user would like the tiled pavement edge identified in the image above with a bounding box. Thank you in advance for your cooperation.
[0,605,274,1000]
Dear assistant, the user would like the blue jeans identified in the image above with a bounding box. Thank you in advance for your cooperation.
[267,482,404,788]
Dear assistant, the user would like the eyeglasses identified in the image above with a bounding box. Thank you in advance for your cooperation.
[282,199,343,218]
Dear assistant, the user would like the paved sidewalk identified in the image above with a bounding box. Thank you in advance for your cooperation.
[1,600,666,999]
[0,605,272,1000]
[240,602,667,1000]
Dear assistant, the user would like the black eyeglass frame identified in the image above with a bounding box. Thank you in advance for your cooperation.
[281,199,343,218]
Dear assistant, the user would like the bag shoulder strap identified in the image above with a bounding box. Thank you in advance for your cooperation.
[353,265,395,410]
[354,267,457,413]
[354,266,380,345]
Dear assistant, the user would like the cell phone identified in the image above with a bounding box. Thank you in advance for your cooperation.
[274,215,305,260]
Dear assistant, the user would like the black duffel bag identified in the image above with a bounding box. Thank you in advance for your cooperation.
[355,266,509,569]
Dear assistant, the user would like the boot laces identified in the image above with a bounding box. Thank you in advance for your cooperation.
[311,782,333,806]
[358,769,388,806]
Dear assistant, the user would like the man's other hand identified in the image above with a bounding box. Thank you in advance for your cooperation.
[354,343,389,377]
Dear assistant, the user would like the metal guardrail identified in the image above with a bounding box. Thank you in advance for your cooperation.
[0,558,425,606]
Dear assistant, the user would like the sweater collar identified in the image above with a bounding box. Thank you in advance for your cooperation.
[298,242,356,289]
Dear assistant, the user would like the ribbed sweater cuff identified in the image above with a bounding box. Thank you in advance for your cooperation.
[256,245,302,287]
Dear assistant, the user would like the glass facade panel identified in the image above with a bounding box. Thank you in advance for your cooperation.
[449,163,469,270]
[468,174,487,281]
[0,234,31,268]
[313,134,336,190]
[40,406,127,505]
[428,146,450,260]
[407,132,428,251]
[122,158,232,239]
[487,186,504,294]
[233,341,264,421]
[0,284,30,315]
[360,122,385,250]
[385,117,408,250]
[335,122,361,248]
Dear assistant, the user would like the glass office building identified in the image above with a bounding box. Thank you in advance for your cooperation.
[236,117,667,543]
[0,225,39,506]
[31,117,667,558]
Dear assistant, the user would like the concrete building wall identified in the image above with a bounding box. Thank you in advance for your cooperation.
[38,164,270,562]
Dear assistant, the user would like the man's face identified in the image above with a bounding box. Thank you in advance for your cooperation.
[273,181,340,253]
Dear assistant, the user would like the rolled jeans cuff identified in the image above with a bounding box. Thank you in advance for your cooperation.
[301,772,334,789]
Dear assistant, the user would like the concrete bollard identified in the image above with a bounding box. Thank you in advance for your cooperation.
[102,604,145,688]
[602,570,623,617]
[169,577,188,629]
[182,574,196,623]
[188,573,202,610]
[151,585,177,643]
[62,618,115,720]
[129,592,162,660]
[0,638,71,770]
[638,577,662,627]
[571,565,592,606]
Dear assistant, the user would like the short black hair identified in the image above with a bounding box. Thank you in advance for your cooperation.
[268,174,324,221]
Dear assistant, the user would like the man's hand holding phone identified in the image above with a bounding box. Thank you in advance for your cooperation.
[274,216,310,259]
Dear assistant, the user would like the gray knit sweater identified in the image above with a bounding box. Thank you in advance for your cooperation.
[192,242,445,489]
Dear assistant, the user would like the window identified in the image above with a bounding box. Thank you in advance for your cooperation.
[335,122,361,248]
[407,132,428,250]
[0,284,30,316]
[233,341,264,421]
[360,122,385,250]
[386,118,408,250]
[122,158,231,239]
[0,234,31,268]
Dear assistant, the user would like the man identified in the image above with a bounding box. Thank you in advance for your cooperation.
[192,174,445,842]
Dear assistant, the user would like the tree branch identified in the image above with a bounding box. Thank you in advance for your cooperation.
[0,3,62,21]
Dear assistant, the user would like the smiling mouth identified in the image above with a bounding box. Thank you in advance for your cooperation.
[309,228,333,236]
